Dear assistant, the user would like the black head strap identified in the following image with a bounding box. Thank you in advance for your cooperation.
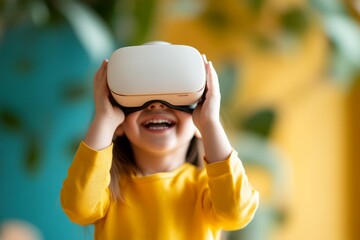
[112,99,197,115]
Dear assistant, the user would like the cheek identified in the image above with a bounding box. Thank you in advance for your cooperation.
[184,118,196,130]
[121,113,140,137]
[177,113,197,134]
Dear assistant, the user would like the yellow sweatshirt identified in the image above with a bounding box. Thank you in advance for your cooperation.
[61,142,259,240]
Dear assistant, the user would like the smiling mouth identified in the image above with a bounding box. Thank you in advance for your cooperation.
[143,119,175,130]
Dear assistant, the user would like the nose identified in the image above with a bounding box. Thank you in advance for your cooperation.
[147,101,167,111]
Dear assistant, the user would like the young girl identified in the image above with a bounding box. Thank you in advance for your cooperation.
[60,54,259,240]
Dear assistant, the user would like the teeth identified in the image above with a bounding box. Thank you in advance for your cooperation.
[145,119,172,125]
[148,126,168,130]
[143,119,174,130]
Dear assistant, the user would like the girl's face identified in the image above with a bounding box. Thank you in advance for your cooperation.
[119,102,197,156]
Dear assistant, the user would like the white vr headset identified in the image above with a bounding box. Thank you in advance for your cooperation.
[107,42,206,114]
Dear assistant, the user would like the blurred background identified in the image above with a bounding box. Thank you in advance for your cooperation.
[0,0,359,239]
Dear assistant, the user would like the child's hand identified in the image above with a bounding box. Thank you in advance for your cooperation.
[192,55,221,133]
[93,60,125,128]
[192,55,233,163]
[84,60,125,150]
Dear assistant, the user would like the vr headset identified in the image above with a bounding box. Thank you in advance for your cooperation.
[107,42,206,114]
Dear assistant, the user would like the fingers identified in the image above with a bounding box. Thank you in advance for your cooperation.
[94,59,109,94]
[94,60,108,82]
[94,60,106,81]
[201,54,220,99]
[100,59,108,77]
[207,61,220,97]
[202,54,208,65]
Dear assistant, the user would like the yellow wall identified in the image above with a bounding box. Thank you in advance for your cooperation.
[271,82,347,240]
[347,78,360,240]
[150,0,353,239]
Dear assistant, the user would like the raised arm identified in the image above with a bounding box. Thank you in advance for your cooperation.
[61,60,124,224]
[84,59,125,150]
[193,55,259,229]
[192,55,232,163]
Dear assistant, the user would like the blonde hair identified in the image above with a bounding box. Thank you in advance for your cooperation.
[109,135,200,202]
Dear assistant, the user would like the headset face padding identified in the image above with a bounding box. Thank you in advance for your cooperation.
[107,44,206,111]
[111,99,197,115]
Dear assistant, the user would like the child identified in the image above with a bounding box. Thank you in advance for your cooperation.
[60,54,259,240]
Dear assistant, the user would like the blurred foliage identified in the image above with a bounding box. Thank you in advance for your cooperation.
[62,81,90,102]
[101,0,157,45]
[1,0,114,175]
[1,0,359,177]
[310,0,360,88]
[217,62,276,138]
[218,61,238,105]
[251,33,276,50]
[242,109,276,138]
[0,109,23,132]
[15,57,35,75]
[1,1,359,239]
[130,0,157,45]
[0,109,42,174]
[345,0,360,23]
[280,7,310,37]
[246,0,265,13]
[25,135,42,174]
[202,7,231,31]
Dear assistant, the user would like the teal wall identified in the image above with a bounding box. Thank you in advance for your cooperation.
[0,20,113,239]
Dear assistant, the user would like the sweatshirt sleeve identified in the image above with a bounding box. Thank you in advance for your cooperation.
[60,141,113,225]
[202,150,259,230]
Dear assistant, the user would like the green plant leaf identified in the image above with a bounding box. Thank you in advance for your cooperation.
[131,0,157,44]
[242,108,276,138]
[0,109,23,131]
[280,7,310,36]
[62,82,90,102]
[25,135,42,174]
[252,34,276,50]
[202,7,230,31]
[246,0,265,13]
[218,61,238,106]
